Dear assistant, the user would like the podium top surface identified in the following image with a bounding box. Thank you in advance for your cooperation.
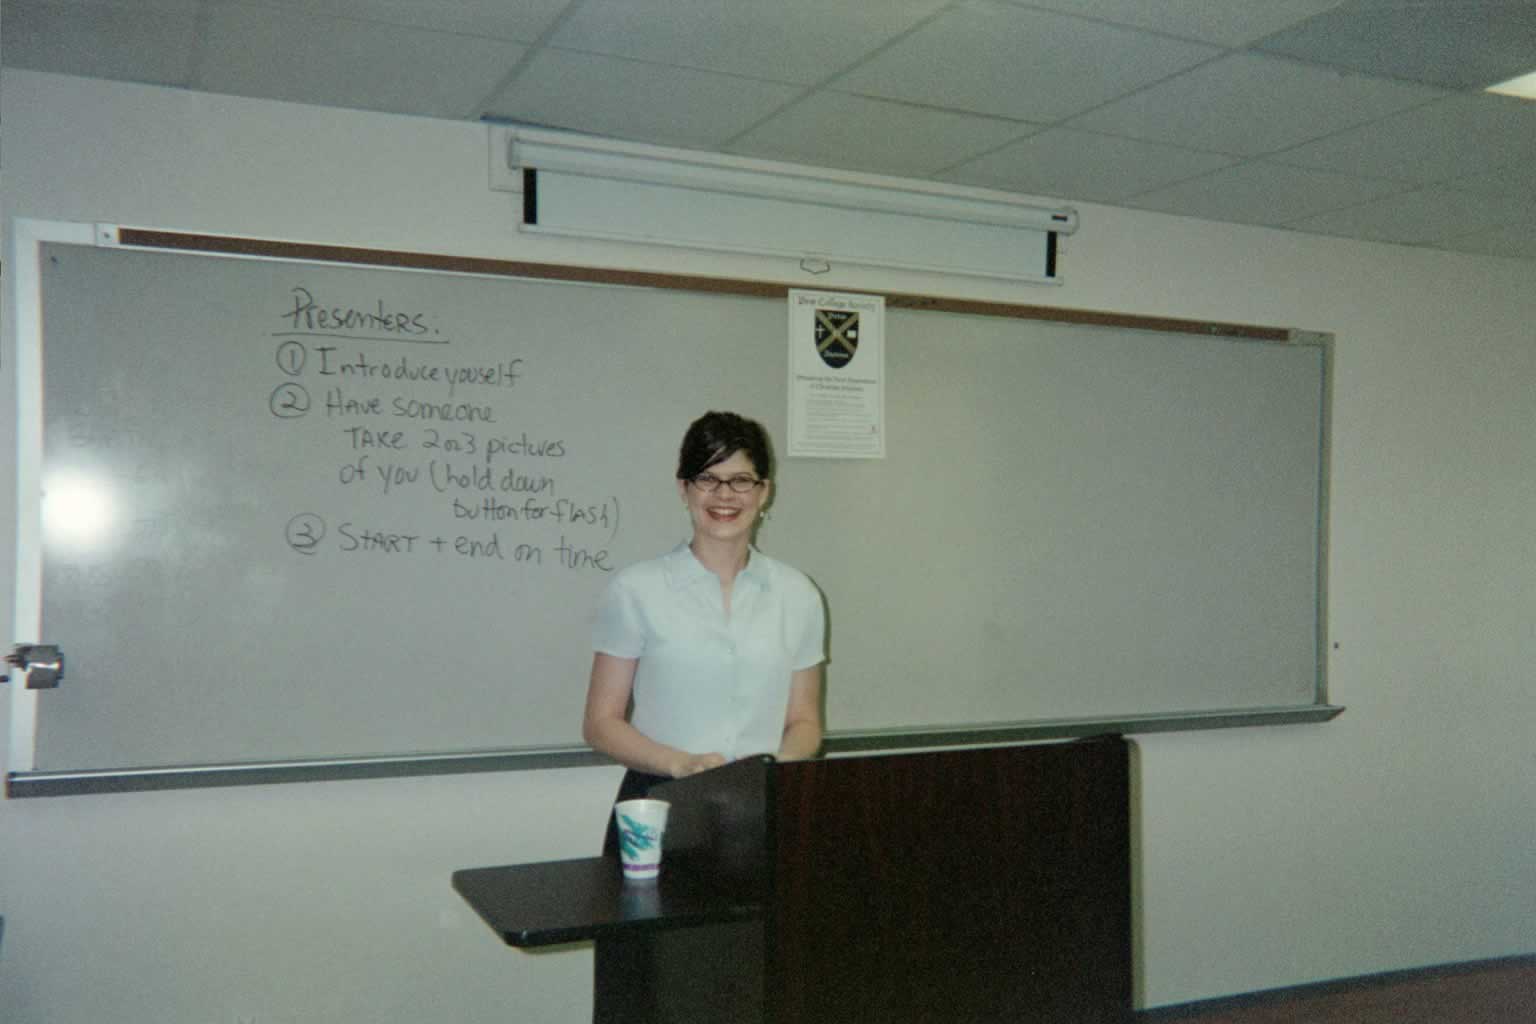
[451,856,763,948]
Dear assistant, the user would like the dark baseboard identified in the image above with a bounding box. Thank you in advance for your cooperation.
[1138,954,1536,1021]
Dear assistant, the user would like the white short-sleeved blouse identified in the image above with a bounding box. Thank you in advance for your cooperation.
[591,543,826,761]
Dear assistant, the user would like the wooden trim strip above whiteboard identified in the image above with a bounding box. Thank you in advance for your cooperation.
[115,227,1293,343]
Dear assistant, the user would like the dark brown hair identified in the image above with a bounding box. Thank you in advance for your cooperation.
[676,411,773,481]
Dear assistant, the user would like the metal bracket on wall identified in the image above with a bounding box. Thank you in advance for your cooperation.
[3,644,65,688]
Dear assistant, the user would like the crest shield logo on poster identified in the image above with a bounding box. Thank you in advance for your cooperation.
[814,309,859,368]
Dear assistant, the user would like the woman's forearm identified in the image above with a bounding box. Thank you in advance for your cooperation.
[777,665,825,761]
[777,718,823,761]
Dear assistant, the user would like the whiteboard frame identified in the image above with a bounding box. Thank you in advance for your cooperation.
[7,221,1340,797]
[8,219,101,778]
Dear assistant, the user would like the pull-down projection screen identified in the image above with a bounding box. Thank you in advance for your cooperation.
[9,224,1335,795]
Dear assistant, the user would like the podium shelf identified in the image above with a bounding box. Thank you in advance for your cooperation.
[452,856,763,948]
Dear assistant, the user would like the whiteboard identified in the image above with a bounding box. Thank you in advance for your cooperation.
[11,227,1333,791]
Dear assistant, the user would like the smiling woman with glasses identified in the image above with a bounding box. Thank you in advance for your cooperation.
[580,410,828,1023]
[583,409,825,779]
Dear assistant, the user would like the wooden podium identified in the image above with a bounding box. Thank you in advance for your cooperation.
[454,735,1131,1024]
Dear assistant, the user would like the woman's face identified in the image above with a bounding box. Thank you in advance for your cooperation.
[678,449,770,546]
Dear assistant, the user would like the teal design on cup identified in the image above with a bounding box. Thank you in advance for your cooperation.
[618,814,661,859]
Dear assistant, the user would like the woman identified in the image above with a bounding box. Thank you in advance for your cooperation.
[583,409,826,813]
[582,410,826,1023]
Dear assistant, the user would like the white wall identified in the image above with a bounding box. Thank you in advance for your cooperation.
[3,70,1534,1022]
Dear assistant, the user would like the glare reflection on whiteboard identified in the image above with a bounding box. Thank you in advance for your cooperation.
[43,470,118,552]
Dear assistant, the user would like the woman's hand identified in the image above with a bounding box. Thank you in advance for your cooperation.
[671,751,727,778]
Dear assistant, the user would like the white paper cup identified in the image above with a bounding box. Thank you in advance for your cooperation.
[614,798,670,881]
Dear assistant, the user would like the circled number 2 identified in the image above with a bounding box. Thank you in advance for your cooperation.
[270,383,311,418]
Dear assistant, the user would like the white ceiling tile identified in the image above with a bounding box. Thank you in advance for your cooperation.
[1126,161,1409,226]
[1441,160,1536,200]
[1436,224,1536,262]
[3,0,201,84]
[944,128,1237,202]
[200,5,527,118]
[833,1,1219,122]
[1068,53,1446,157]
[728,92,1033,178]
[550,0,950,85]
[1018,0,1348,47]
[1254,0,1536,89]
[1287,187,1530,245]
[274,0,575,41]
[1272,93,1536,185]
[486,50,804,149]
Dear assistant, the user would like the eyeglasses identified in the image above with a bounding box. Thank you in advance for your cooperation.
[689,472,766,493]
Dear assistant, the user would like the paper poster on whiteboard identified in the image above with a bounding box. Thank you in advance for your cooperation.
[787,290,885,459]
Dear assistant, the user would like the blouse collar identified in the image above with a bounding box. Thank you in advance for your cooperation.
[665,541,768,590]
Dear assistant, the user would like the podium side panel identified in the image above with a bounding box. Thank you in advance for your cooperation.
[767,739,1131,1024]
